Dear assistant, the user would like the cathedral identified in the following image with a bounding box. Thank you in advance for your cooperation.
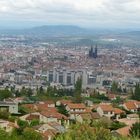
[89,45,98,58]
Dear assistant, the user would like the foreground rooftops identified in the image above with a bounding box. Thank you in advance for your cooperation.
[67,103,86,109]
[99,104,114,112]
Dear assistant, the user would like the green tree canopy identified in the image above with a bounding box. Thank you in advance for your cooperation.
[30,119,40,127]
[111,81,119,93]
[0,88,12,100]
[0,129,9,140]
[54,123,113,140]
[74,78,82,103]
[129,122,140,138]
[16,119,29,135]
[22,128,42,140]
[132,83,140,101]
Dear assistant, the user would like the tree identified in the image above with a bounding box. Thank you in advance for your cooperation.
[22,128,42,140]
[54,123,113,140]
[111,96,123,105]
[14,90,21,97]
[74,78,82,103]
[0,110,10,120]
[0,129,9,140]
[93,127,113,140]
[90,117,111,129]
[30,119,40,127]
[26,88,33,97]
[11,86,15,93]
[109,121,126,130]
[0,88,12,100]
[57,104,69,117]
[91,93,109,101]
[129,122,140,138]
[20,86,27,96]
[0,126,43,140]
[16,119,29,135]
[46,86,54,97]
[10,130,22,140]
[37,86,45,95]
[132,83,140,101]
[111,81,118,93]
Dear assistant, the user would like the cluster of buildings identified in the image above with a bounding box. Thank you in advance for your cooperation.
[0,97,140,139]
[0,43,139,92]
[47,67,105,89]
[0,36,139,139]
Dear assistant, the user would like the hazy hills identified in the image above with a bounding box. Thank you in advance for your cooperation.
[0,25,91,36]
[0,25,126,37]
[0,25,140,48]
[0,25,140,39]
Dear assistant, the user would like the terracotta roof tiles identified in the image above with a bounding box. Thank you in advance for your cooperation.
[116,126,131,136]
[124,101,137,110]
[26,114,40,120]
[67,103,86,109]
[41,111,68,120]
[99,104,114,112]
[113,108,125,114]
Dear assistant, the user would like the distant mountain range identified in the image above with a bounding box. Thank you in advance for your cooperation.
[0,25,92,36]
[0,25,140,37]
[27,25,92,37]
[121,31,140,36]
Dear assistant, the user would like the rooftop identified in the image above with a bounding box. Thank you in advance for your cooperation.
[67,103,86,109]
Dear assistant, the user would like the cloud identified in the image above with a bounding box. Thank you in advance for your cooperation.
[0,0,140,28]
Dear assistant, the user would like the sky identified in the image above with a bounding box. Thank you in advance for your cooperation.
[0,0,140,29]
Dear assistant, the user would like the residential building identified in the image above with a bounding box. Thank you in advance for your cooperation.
[0,101,18,114]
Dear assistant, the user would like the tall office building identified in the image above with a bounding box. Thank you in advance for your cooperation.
[47,67,104,89]
[67,73,72,85]
[48,70,54,82]
[58,72,64,84]
[87,72,96,85]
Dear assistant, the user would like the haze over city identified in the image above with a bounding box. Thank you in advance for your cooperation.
[0,0,140,29]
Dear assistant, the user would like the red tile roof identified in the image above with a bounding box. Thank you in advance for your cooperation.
[116,126,131,136]
[22,104,36,111]
[60,100,72,105]
[124,101,137,110]
[67,103,86,109]
[99,104,114,112]
[35,104,57,112]
[113,108,125,114]
[41,111,68,120]
[26,114,40,121]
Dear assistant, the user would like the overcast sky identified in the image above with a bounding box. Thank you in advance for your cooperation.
[0,0,140,29]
